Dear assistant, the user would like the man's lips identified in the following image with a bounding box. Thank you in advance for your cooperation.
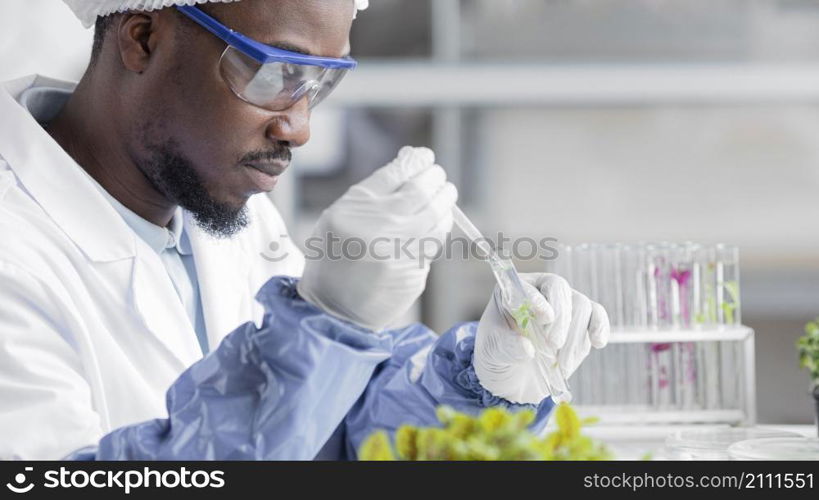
[242,161,289,192]
[243,161,289,177]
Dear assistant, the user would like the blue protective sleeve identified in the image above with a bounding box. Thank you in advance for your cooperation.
[341,321,556,459]
[69,277,394,460]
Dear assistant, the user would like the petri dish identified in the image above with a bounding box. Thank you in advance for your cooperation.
[665,428,802,460]
[728,438,819,461]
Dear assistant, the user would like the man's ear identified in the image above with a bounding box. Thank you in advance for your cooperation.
[116,12,166,73]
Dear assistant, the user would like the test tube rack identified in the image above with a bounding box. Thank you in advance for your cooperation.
[571,326,756,426]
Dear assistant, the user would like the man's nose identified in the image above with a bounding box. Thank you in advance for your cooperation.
[265,96,311,148]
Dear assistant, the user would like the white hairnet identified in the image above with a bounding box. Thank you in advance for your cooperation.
[64,0,370,28]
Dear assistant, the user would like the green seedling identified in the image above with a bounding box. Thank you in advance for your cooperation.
[510,302,535,336]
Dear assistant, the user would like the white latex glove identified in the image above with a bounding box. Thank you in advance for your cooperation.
[297,146,458,331]
[473,273,610,405]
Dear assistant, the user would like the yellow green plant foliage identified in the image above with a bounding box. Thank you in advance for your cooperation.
[358,403,612,461]
[798,318,819,386]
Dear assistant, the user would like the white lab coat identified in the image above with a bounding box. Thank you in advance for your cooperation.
[0,75,306,459]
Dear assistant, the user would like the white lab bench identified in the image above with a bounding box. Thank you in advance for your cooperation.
[573,424,817,460]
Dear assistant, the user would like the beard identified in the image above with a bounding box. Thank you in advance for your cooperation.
[138,139,249,239]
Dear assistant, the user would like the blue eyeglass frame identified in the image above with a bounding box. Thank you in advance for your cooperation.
[175,5,358,70]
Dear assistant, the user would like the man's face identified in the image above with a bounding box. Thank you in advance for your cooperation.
[127,0,353,236]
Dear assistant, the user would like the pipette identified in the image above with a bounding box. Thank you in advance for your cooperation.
[451,206,572,403]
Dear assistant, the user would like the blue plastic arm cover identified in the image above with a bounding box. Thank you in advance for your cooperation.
[339,322,556,459]
[70,277,394,460]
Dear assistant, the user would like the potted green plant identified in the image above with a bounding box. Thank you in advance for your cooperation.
[797,318,819,436]
[358,403,612,461]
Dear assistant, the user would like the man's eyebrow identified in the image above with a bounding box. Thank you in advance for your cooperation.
[268,41,350,58]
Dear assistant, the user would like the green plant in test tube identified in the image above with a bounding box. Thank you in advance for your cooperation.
[716,244,741,326]
[721,281,740,325]
[694,251,718,326]
[511,302,535,335]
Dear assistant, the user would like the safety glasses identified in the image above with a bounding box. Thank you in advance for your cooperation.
[176,5,357,111]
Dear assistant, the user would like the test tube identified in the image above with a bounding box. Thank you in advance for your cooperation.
[691,245,703,328]
[622,244,649,330]
[654,243,674,329]
[670,243,696,329]
[646,243,674,408]
[716,244,741,327]
[622,244,651,406]
[695,245,721,409]
[671,243,699,409]
[696,245,718,327]
[598,244,625,329]
[690,244,709,408]
[716,244,741,409]
[645,244,659,330]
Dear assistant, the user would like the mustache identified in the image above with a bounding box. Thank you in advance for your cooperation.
[239,147,292,164]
